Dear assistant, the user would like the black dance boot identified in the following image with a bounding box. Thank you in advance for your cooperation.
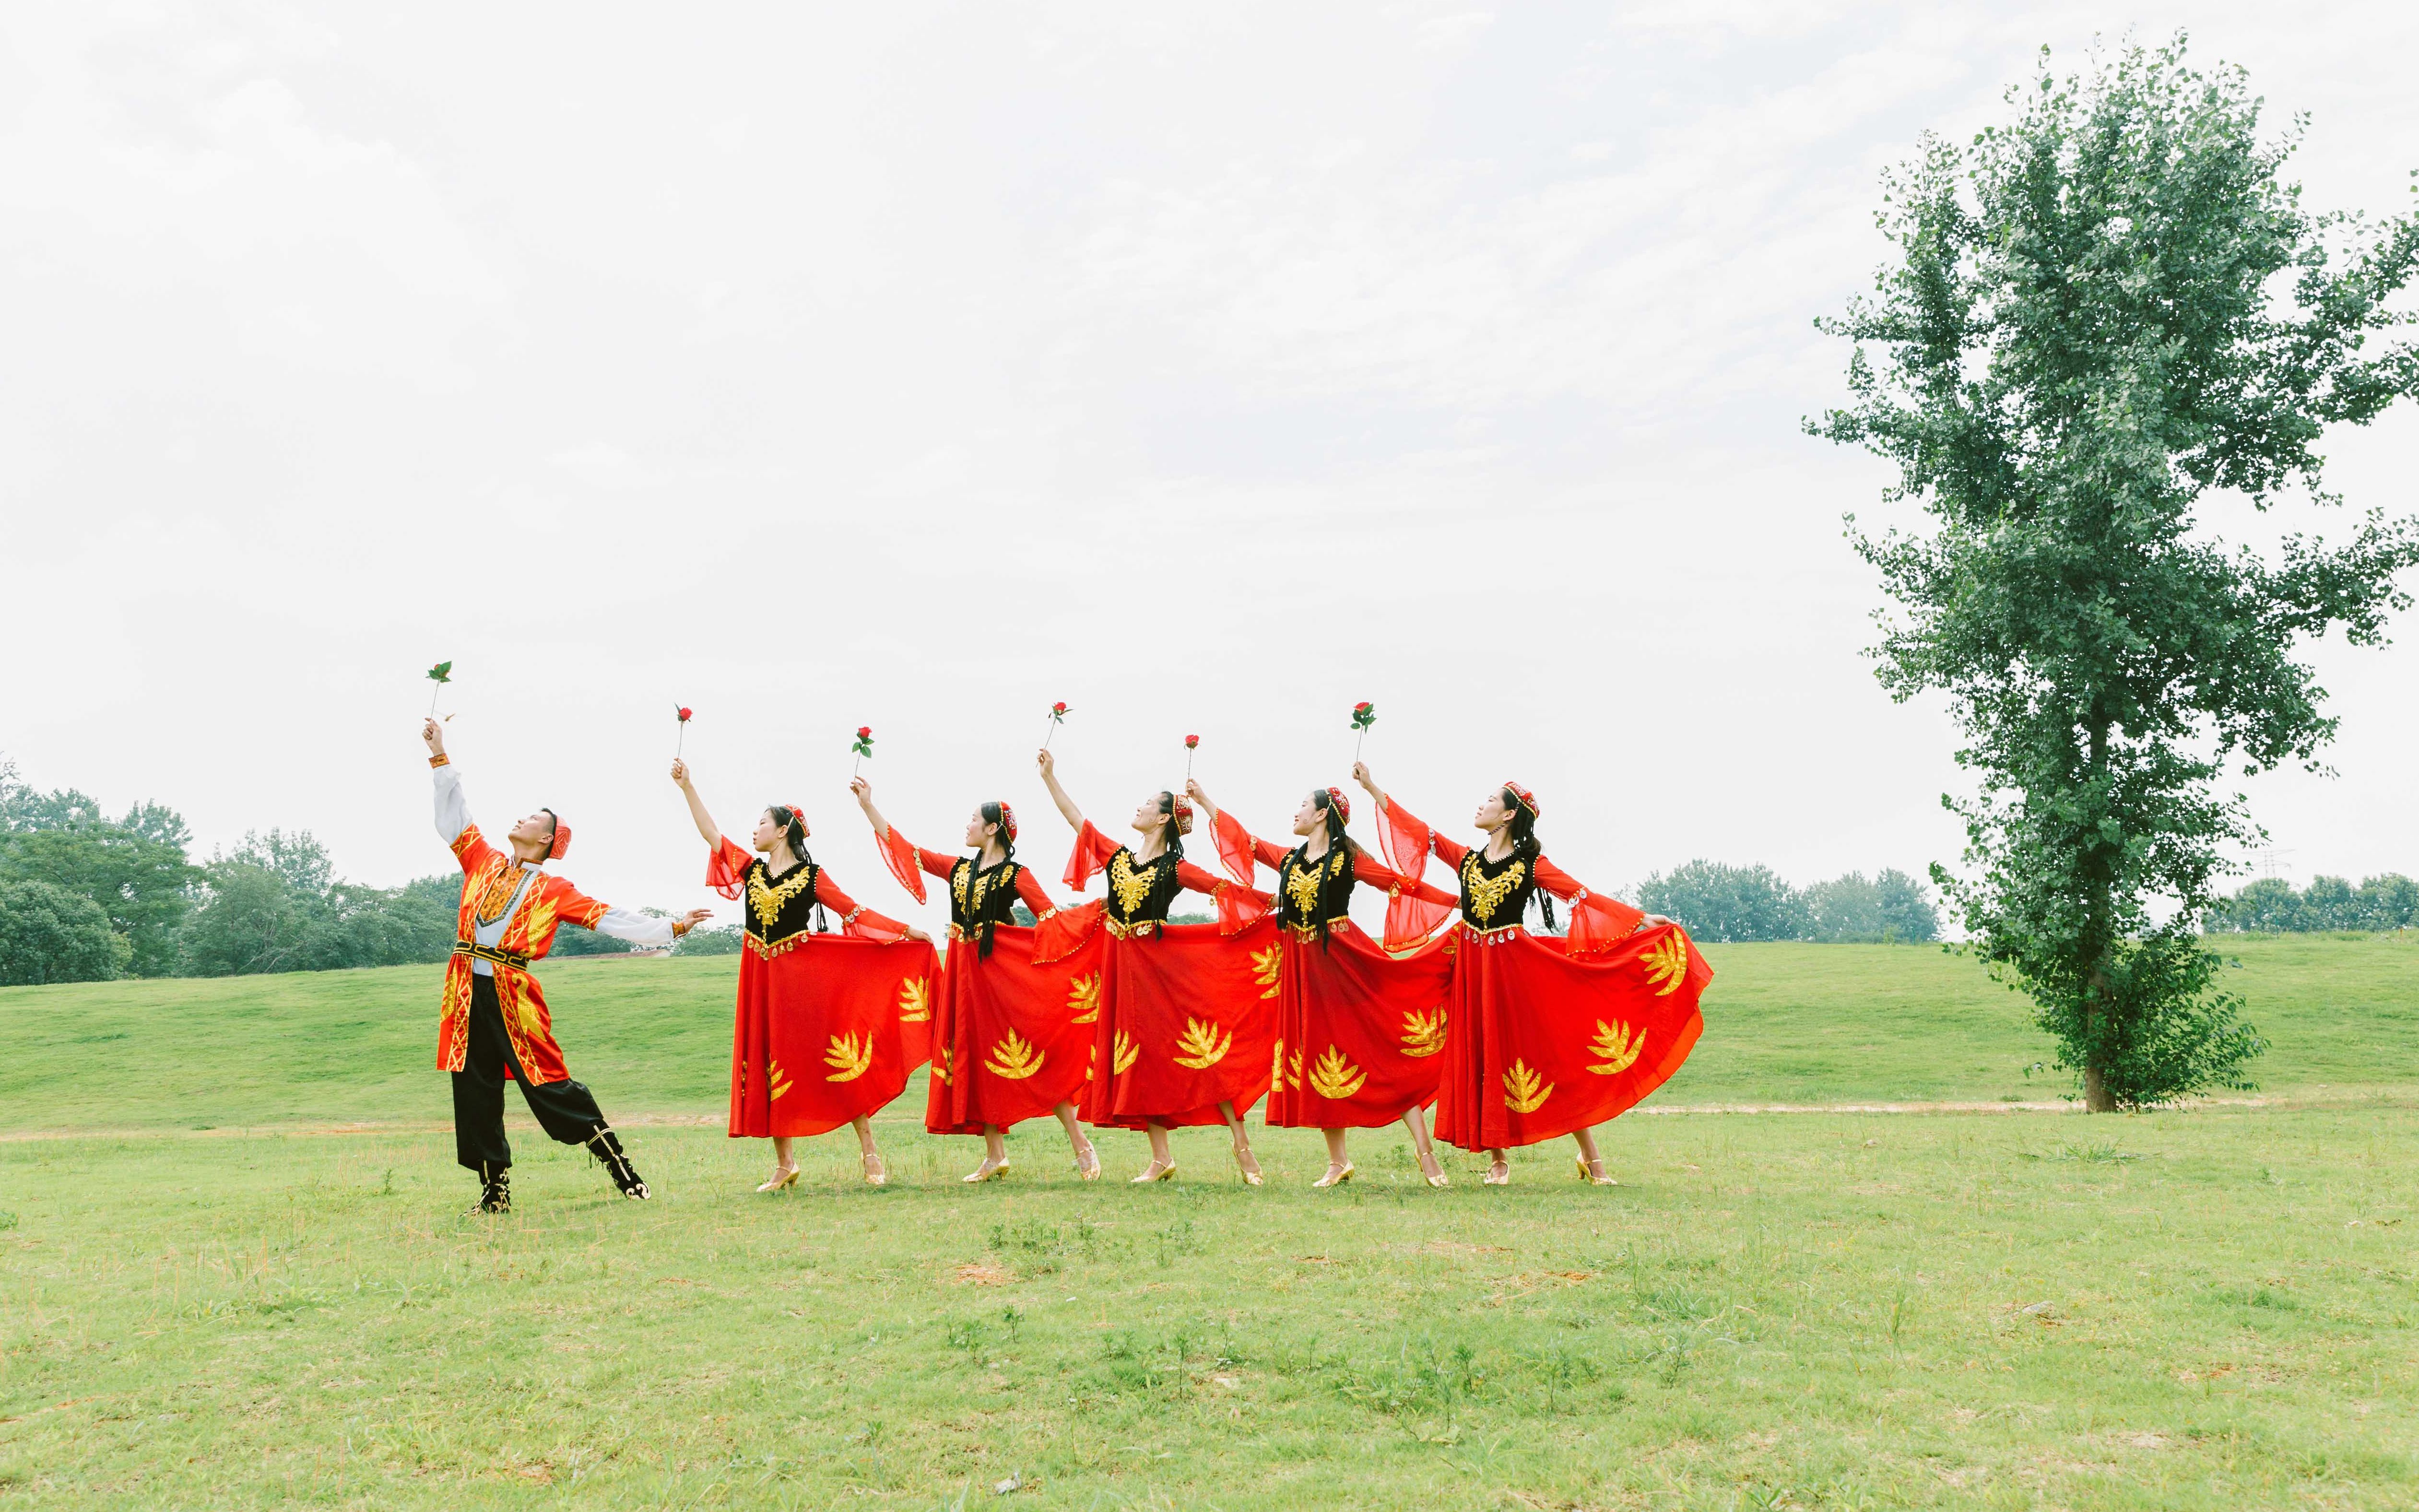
[586,1125,649,1200]
[467,1162,511,1215]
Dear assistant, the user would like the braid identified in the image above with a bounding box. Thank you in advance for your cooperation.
[1504,797,1554,931]
[772,806,830,933]
[1154,791,1185,859]
[981,802,1016,861]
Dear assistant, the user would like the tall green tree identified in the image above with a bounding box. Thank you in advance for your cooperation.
[1814,39,2419,1108]
[0,770,196,977]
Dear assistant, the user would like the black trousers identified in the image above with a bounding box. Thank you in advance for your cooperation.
[452,973,612,1171]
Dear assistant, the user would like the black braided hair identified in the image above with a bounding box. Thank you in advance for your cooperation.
[1502,791,1555,931]
[767,805,830,933]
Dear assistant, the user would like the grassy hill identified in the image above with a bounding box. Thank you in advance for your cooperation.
[4,933,2415,1134]
[8,936,2419,1508]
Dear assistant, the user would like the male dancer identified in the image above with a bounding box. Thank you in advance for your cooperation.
[423,718,707,1213]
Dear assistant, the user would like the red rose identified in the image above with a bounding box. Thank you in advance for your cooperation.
[1184,734,1200,748]
[857,725,872,738]
[1053,701,1069,714]
[677,706,693,722]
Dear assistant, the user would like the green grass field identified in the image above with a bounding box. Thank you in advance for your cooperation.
[5,938,2418,1508]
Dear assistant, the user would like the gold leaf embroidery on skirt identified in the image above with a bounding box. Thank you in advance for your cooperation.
[1307,1045,1367,1100]
[768,1059,795,1100]
[985,1030,1044,1080]
[1641,932,1689,995]
[1502,1058,1553,1114]
[1066,972,1102,1025]
[1251,944,1282,999]
[824,1032,874,1082]
[1586,1019,1644,1075]
[897,976,932,1023]
[1171,1017,1232,1070]
[1398,1007,1447,1058]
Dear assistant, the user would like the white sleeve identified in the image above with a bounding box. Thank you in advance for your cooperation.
[434,764,472,845]
[595,906,677,947]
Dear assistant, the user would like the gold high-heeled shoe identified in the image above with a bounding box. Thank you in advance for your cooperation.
[1421,1160,1450,1189]
[1482,1161,1510,1186]
[1312,1161,1355,1189]
[1574,1156,1616,1187]
[1131,1160,1176,1184]
[862,1153,888,1188]
[962,1158,1010,1184]
[1233,1147,1263,1187]
[1075,1145,1102,1182]
[756,1166,801,1193]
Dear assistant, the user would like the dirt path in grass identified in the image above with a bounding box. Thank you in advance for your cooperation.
[11,1094,2408,1142]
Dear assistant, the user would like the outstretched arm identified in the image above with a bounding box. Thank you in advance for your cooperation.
[670,759,720,848]
[424,719,487,867]
[850,775,892,839]
[1036,748,1084,832]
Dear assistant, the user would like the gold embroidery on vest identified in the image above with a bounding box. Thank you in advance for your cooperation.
[1461,853,1525,925]
[1109,850,1157,916]
[747,862,816,930]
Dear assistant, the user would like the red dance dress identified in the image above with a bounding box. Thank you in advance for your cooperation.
[1378,800,1712,1151]
[1055,821,1274,1130]
[1205,811,1462,1130]
[875,826,1102,1135]
[705,838,938,1140]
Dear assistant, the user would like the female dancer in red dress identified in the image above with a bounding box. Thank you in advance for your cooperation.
[1185,778,1462,1189]
[852,777,1104,1183]
[1036,749,1274,1185]
[672,760,936,1192]
[1356,763,1710,1185]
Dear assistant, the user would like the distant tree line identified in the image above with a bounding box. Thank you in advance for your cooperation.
[0,758,719,986]
[1635,862,1941,944]
[2204,875,2419,934]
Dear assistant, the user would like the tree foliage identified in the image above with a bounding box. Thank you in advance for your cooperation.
[0,878,129,985]
[0,768,196,976]
[2207,873,2419,933]
[178,831,458,977]
[1812,39,2419,1107]
[1638,862,1940,943]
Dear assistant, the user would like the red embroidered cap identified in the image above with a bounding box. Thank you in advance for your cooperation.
[1323,787,1352,825]
[1502,781,1540,818]
[1170,796,1195,836]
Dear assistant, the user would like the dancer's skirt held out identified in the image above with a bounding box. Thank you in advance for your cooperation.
[1263,919,1456,1130]
[924,921,1106,1135]
[1430,921,1711,1151]
[727,933,940,1139]
[1076,910,1281,1130]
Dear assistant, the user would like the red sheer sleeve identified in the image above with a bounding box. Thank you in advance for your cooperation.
[1353,850,1459,950]
[1035,898,1104,962]
[1537,853,1647,953]
[705,837,755,901]
[1062,819,1122,890]
[1209,808,1262,885]
[873,824,933,904]
[1013,864,1059,918]
[1175,857,1271,934]
[1377,796,1463,875]
[815,870,913,943]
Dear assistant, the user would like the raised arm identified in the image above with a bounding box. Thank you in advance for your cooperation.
[424,718,490,871]
[852,777,950,903]
[1355,762,1464,874]
[1187,780,1286,885]
[1035,748,1085,832]
[669,759,720,848]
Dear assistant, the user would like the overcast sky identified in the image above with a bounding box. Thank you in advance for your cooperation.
[4,2,2416,931]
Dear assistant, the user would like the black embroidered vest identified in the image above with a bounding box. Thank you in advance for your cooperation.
[950,856,1023,957]
[1104,846,1185,935]
[742,857,823,948]
[1458,846,1537,931]
[1277,843,1354,936]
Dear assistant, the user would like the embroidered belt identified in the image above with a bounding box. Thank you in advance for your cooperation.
[1465,921,1527,945]
[744,931,818,960]
[452,941,532,970]
[1283,916,1352,942]
[1105,918,1161,939]
[948,922,998,943]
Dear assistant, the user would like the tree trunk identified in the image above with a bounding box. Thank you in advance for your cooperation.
[2082,1063,2116,1112]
